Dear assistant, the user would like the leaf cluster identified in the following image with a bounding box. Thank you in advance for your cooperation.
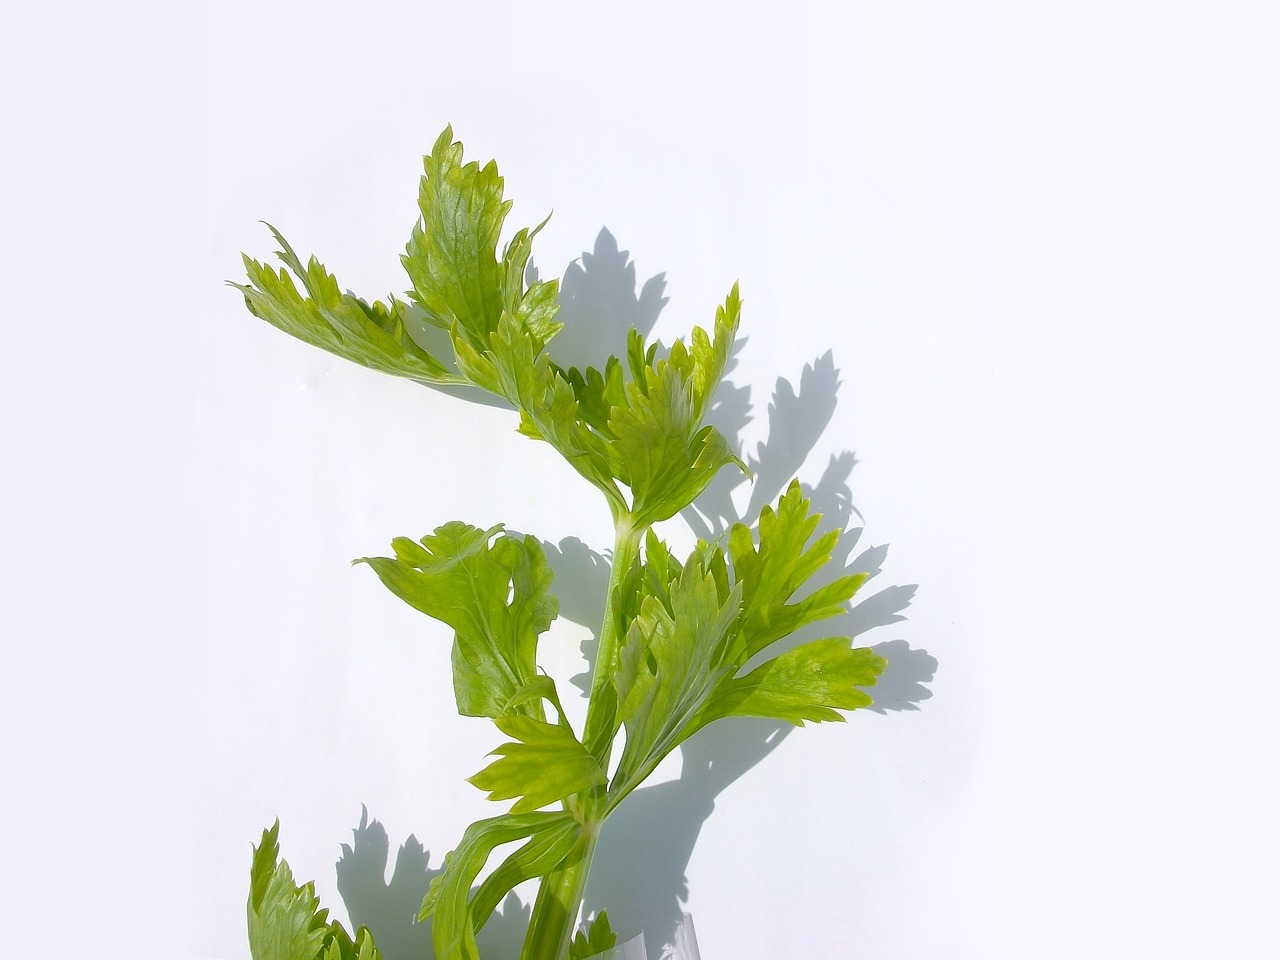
[605,480,885,805]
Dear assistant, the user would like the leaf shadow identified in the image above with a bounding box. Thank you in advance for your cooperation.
[543,226,667,371]
[335,806,437,957]
[335,806,530,960]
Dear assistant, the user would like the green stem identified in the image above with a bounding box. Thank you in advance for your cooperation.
[584,517,642,750]
[520,823,600,960]
[521,517,643,960]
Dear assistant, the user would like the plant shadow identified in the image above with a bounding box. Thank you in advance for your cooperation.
[336,806,530,960]
[336,226,937,959]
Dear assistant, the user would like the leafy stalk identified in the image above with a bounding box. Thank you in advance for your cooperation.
[236,127,892,960]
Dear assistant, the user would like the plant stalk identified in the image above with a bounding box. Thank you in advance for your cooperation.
[520,822,600,960]
[584,518,642,747]
[520,517,643,960]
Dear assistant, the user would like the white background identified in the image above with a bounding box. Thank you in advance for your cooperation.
[20,1,1278,958]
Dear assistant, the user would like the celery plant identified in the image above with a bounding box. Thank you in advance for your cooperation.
[234,128,888,960]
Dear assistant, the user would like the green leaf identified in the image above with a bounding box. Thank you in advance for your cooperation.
[233,224,463,387]
[353,930,383,960]
[402,126,508,345]
[248,821,383,960]
[346,930,383,960]
[356,523,558,719]
[445,277,742,525]
[479,315,628,517]
[605,288,744,525]
[502,674,571,726]
[500,214,562,346]
[604,482,882,791]
[570,912,618,960]
[469,816,582,927]
[468,714,607,812]
[708,637,887,725]
[551,356,626,437]
[725,480,869,663]
[249,821,330,960]
[665,281,741,423]
[610,552,742,801]
[403,127,561,354]
[607,361,742,526]
[687,482,882,729]
[418,812,578,960]
[533,286,743,524]
[318,925,383,960]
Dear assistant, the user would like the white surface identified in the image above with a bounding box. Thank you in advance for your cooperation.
[38,2,1279,959]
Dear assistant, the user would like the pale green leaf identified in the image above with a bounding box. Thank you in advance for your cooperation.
[356,523,558,719]
[664,282,741,422]
[402,126,510,345]
[609,554,742,801]
[502,674,571,726]
[708,637,887,725]
[604,289,744,524]
[248,821,383,960]
[479,315,627,517]
[605,482,882,792]
[402,127,561,356]
[542,287,743,524]
[606,362,741,526]
[550,356,626,437]
[248,821,329,960]
[468,715,607,813]
[469,817,582,927]
[726,480,869,663]
[418,812,577,960]
[500,214,562,345]
[234,225,462,387]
